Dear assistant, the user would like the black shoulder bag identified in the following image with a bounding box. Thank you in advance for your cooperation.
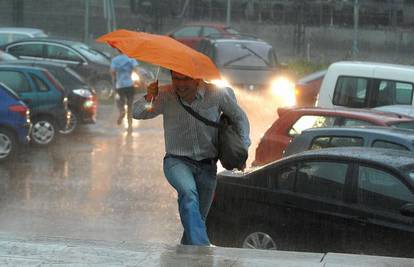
[177,96,247,170]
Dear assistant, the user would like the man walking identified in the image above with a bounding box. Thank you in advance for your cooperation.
[133,71,250,246]
[110,50,140,131]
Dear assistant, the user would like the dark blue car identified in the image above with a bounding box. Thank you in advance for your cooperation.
[0,82,31,161]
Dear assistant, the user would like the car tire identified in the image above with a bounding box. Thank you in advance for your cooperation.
[59,110,77,135]
[94,79,114,101]
[240,225,279,250]
[0,128,17,162]
[31,116,57,146]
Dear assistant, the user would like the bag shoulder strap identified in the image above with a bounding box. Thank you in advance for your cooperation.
[176,95,222,129]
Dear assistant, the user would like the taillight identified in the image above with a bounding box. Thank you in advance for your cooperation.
[9,104,28,117]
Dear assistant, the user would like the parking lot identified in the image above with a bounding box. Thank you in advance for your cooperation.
[0,94,276,244]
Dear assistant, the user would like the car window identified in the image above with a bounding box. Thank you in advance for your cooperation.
[72,44,109,65]
[225,27,239,34]
[30,73,49,92]
[0,70,31,93]
[358,165,414,213]
[202,27,220,37]
[8,43,43,58]
[46,45,82,61]
[11,33,30,42]
[214,42,276,68]
[310,136,364,150]
[371,140,409,151]
[296,161,348,201]
[333,76,368,108]
[276,165,297,191]
[288,115,336,136]
[389,121,414,130]
[341,118,375,127]
[373,80,413,106]
[173,26,201,37]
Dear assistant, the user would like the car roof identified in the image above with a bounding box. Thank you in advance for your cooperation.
[182,23,231,28]
[277,106,414,124]
[0,59,68,68]
[303,126,414,139]
[0,27,46,34]
[3,37,83,47]
[331,61,414,72]
[293,147,414,169]
[202,34,265,43]
[0,64,46,72]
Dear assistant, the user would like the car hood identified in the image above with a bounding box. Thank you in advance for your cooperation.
[220,67,276,88]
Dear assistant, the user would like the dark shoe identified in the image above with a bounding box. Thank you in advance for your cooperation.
[117,113,125,125]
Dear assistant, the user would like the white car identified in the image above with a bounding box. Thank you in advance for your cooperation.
[316,61,414,109]
[0,27,47,46]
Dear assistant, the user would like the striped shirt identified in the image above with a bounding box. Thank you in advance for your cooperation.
[133,84,250,161]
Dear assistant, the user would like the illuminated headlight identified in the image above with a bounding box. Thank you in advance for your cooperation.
[73,89,92,98]
[131,72,140,82]
[26,110,31,124]
[83,100,94,108]
[210,78,231,88]
[270,77,296,106]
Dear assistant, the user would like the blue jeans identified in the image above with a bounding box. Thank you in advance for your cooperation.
[163,154,217,246]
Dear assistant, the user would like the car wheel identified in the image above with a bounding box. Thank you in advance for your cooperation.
[0,128,16,161]
[241,227,278,250]
[59,110,77,135]
[94,79,113,101]
[31,117,56,146]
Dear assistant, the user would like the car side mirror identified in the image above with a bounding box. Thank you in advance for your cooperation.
[400,203,414,217]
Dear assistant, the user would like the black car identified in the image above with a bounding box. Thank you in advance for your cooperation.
[197,35,280,92]
[207,147,414,258]
[0,60,97,134]
[1,38,112,99]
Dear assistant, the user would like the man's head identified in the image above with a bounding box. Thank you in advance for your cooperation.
[171,71,199,102]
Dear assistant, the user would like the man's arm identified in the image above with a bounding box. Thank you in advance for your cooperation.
[219,88,251,149]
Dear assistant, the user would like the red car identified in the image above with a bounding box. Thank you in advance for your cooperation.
[252,106,414,166]
[168,23,239,49]
[295,69,326,106]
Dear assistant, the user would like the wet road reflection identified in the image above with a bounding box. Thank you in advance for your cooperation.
[0,92,277,244]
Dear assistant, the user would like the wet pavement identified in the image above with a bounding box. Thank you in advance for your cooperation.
[0,91,278,246]
[0,232,413,266]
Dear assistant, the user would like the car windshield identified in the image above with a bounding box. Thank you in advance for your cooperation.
[0,50,17,60]
[72,43,110,65]
[215,42,276,69]
[388,121,414,130]
[0,83,20,99]
[48,68,85,90]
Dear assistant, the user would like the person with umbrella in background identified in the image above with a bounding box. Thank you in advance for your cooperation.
[110,48,140,131]
[98,30,250,246]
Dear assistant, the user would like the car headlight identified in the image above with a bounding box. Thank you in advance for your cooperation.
[270,77,296,107]
[73,89,93,98]
[131,72,140,82]
[210,78,231,88]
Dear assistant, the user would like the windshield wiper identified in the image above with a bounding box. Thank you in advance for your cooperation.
[241,45,270,66]
[222,53,251,67]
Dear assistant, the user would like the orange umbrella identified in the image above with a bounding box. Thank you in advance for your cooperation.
[97,29,221,81]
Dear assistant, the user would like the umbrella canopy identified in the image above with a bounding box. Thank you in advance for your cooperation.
[97,29,221,81]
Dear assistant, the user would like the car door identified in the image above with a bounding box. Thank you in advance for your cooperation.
[284,160,358,253]
[348,164,414,257]
[0,70,36,110]
[6,43,45,61]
